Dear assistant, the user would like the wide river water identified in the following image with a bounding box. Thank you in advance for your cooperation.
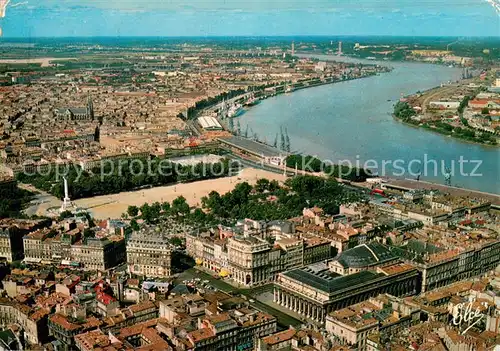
[239,54,499,194]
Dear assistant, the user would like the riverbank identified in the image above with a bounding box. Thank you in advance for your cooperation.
[385,178,500,206]
[188,61,391,122]
[392,113,499,147]
[391,73,499,147]
[219,70,390,148]
[239,55,499,194]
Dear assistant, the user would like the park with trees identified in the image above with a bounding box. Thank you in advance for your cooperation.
[285,154,372,182]
[125,175,365,229]
[17,157,239,200]
[0,184,34,219]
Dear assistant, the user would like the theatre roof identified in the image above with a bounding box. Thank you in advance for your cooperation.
[283,267,382,294]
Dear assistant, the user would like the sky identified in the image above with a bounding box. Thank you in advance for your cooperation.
[0,0,499,38]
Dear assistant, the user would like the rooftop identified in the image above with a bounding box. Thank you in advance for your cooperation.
[74,329,111,350]
[282,266,382,294]
[333,242,398,268]
[218,135,286,158]
[187,327,215,343]
[328,294,419,330]
[261,328,296,346]
[49,314,102,332]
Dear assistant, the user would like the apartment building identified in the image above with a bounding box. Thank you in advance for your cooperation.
[325,294,421,350]
[227,235,271,287]
[126,231,172,278]
[0,218,50,262]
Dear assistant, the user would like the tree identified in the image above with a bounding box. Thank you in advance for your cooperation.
[127,205,139,218]
[59,210,73,220]
[161,201,171,214]
[150,202,162,220]
[393,101,416,120]
[232,182,253,204]
[202,191,222,210]
[140,203,155,223]
[268,180,280,192]
[481,107,490,115]
[130,219,140,231]
[255,178,270,193]
[172,196,190,216]
[170,237,183,246]
[458,96,471,114]
[191,208,206,223]
[286,155,322,172]
[83,228,95,239]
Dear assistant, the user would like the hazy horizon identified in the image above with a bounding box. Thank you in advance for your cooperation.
[0,0,499,38]
[1,35,500,40]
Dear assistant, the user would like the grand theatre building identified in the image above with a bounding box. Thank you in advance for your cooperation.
[274,261,420,323]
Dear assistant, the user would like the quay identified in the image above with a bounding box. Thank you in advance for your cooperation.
[384,178,500,207]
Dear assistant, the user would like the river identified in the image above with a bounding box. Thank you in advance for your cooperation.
[239,54,499,195]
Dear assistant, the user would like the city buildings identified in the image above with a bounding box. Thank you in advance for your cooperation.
[0,194,496,349]
[127,230,172,278]
[393,226,500,292]
[72,290,277,351]
[23,226,126,271]
[258,328,297,351]
[0,218,50,263]
[185,308,277,350]
[0,299,50,345]
[55,94,95,121]
[366,274,500,350]
[325,294,421,349]
[0,47,381,179]
[187,218,334,287]
[370,192,491,225]
[328,242,399,276]
[227,234,272,287]
[75,319,172,351]
[0,38,498,351]
[274,262,420,323]
[71,236,126,271]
